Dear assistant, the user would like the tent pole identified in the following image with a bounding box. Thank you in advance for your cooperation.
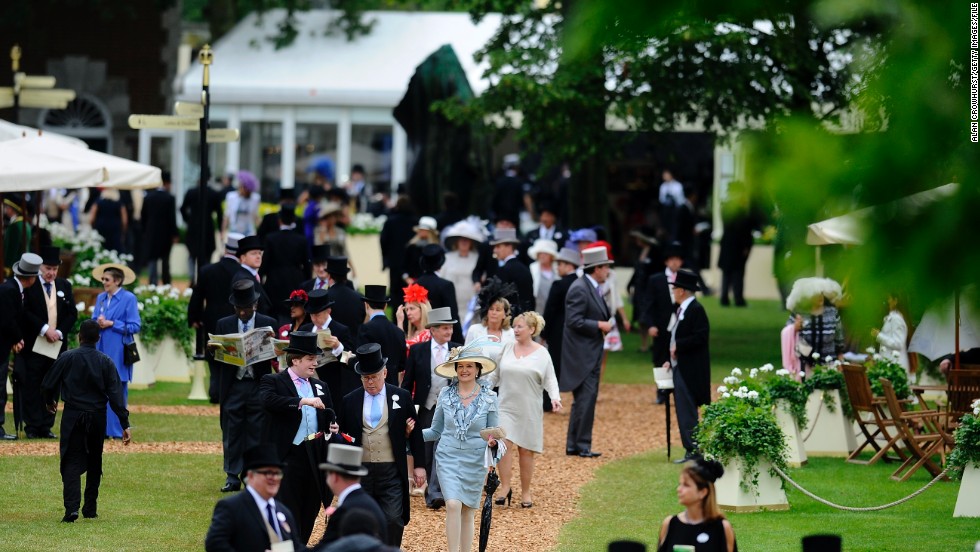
[815,246,823,277]
[955,289,961,371]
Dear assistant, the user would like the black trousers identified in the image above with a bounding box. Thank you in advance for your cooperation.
[361,462,404,547]
[15,352,57,435]
[720,267,746,305]
[221,377,264,480]
[0,351,10,432]
[277,440,329,545]
[61,411,106,516]
[672,368,698,454]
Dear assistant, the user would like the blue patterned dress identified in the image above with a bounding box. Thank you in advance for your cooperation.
[92,289,141,437]
[422,383,498,508]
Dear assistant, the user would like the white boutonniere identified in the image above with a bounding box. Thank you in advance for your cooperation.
[314,383,324,396]
[57,290,65,298]
[391,394,401,410]
[276,511,291,534]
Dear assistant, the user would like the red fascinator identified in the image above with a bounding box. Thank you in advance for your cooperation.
[402,283,429,304]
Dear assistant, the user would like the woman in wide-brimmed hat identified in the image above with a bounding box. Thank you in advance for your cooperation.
[277,289,310,340]
[423,341,502,552]
[91,262,141,438]
[403,216,441,283]
[442,218,487,317]
[782,277,845,376]
[313,200,347,257]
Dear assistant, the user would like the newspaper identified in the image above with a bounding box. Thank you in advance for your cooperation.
[208,326,277,367]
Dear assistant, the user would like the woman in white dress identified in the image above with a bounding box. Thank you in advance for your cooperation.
[494,311,561,508]
[442,219,484,318]
[873,292,911,375]
[465,278,516,366]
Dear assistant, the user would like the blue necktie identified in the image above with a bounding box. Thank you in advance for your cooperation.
[266,503,281,539]
[242,321,249,333]
[44,282,52,296]
[369,394,382,428]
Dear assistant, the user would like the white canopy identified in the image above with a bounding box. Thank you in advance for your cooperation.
[806,183,958,245]
[0,119,89,148]
[909,292,980,361]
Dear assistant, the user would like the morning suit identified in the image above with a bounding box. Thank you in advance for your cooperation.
[140,187,179,284]
[327,281,366,340]
[204,488,303,552]
[300,319,356,412]
[416,271,464,343]
[18,276,76,436]
[338,383,424,547]
[317,486,388,548]
[541,272,576,381]
[259,369,335,544]
[487,257,535,316]
[300,276,330,294]
[232,266,273,316]
[357,313,407,386]
[0,278,28,435]
[642,271,675,367]
[671,297,711,454]
[559,275,609,453]
[92,289,141,438]
[188,255,240,403]
[261,229,311,325]
[215,313,277,481]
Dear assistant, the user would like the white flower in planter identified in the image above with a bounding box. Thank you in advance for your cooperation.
[775,368,790,376]
[749,368,759,379]
[723,376,738,385]
[88,305,96,313]
[824,355,833,363]
[747,390,759,400]
[760,363,774,372]
[75,302,86,312]
[731,367,742,377]
[866,346,876,354]
[137,302,145,311]
[812,352,821,360]
[722,392,731,398]
[717,385,728,394]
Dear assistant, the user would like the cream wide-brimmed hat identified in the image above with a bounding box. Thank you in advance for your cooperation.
[434,343,498,379]
[92,262,137,285]
[528,239,559,259]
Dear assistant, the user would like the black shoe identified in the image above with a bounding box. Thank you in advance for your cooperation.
[82,512,98,519]
[61,512,78,523]
[220,481,241,493]
[26,431,57,439]
[673,452,700,464]
[565,449,579,456]
[578,450,602,458]
[427,497,446,509]
[0,431,16,441]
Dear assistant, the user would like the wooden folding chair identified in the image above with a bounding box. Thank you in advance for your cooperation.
[841,364,906,465]
[947,367,980,429]
[879,379,949,482]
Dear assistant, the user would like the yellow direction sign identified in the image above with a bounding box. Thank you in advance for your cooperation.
[18,89,75,109]
[14,73,56,89]
[174,101,204,118]
[206,128,240,143]
[128,114,201,130]
[0,88,13,109]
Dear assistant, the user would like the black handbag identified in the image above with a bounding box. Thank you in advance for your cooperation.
[124,340,140,364]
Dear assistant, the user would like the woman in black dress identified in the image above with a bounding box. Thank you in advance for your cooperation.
[658,458,737,552]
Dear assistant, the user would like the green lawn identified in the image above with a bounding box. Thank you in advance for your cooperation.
[559,453,976,551]
[129,380,213,406]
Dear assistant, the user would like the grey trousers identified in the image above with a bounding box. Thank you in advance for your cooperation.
[565,364,600,452]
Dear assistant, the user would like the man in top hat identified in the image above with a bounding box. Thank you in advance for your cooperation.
[213,280,278,492]
[140,171,179,285]
[300,289,355,410]
[559,246,615,458]
[17,245,77,439]
[190,233,245,403]
[0,252,42,440]
[205,445,305,552]
[542,247,581,408]
[3,196,33,276]
[261,208,312,325]
[301,244,332,293]
[315,443,388,547]
[259,331,340,544]
[257,188,300,242]
[485,227,534,316]
[180,179,224,285]
[356,285,406,387]
[338,343,425,548]
[232,235,273,316]
[415,244,463,343]
[521,200,565,264]
[325,256,366,338]
[401,306,460,508]
[664,269,711,463]
[643,241,685,405]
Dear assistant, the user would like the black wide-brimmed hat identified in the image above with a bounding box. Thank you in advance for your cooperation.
[420,243,446,270]
[39,245,61,266]
[353,343,387,375]
[283,331,322,356]
[236,235,264,254]
[282,289,308,305]
[360,284,390,304]
[229,280,261,307]
[304,289,334,313]
[310,244,330,264]
[242,445,285,472]
[325,256,350,276]
[672,269,702,292]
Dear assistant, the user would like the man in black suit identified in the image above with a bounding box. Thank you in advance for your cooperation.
[325,256,365,338]
[415,244,464,344]
[189,234,243,403]
[643,242,684,404]
[521,200,565,264]
[315,443,388,547]
[232,235,273,316]
[401,307,459,509]
[180,182,223,284]
[301,245,331,293]
[0,253,41,440]
[140,173,179,285]
[664,269,711,463]
[339,343,425,548]
[17,246,76,439]
[205,446,305,552]
[259,331,340,544]
[541,247,580,408]
[356,286,406,386]
[486,227,534,316]
[300,290,355,411]
[261,208,311,325]
[256,188,297,242]
[213,280,277,492]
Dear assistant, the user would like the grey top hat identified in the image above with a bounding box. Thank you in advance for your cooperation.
[225,232,245,254]
[489,227,521,246]
[581,246,613,269]
[12,253,42,277]
[319,443,369,477]
[425,306,457,328]
[555,247,581,267]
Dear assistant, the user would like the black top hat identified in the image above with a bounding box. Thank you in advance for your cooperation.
[360,285,390,304]
[39,245,62,266]
[279,205,297,225]
[278,187,296,201]
[236,235,264,255]
[664,240,684,259]
[228,280,261,307]
[672,269,702,292]
[310,245,330,264]
[304,289,334,313]
[283,331,322,356]
[242,445,285,473]
[325,256,350,276]
[420,243,446,270]
[353,343,387,375]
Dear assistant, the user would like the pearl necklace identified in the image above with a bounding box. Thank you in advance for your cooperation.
[459,386,479,400]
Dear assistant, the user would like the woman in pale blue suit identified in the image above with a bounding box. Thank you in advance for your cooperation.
[91,263,141,438]
[423,343,502,552]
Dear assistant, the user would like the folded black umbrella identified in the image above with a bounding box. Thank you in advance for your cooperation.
[479,466,500,552]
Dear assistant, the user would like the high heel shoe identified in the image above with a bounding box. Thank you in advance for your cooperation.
[494,490,512,506]
[520,501,533,508]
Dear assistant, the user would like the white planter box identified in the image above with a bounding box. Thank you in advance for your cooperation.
[954,464,980,517]
[715,459,789,513]
[130,334,156,390]
[346,234,388,288]
[803,389,857,457]
[775,400,808,468]
[146,336,193,383]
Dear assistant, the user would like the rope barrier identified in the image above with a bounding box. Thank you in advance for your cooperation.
[771,464,955,511]
[801,391,823,442]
